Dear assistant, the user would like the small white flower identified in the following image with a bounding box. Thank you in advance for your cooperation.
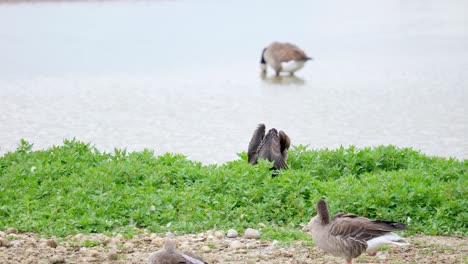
[30,166,36,173]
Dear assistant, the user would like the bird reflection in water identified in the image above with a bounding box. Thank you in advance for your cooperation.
[260,72,306,86]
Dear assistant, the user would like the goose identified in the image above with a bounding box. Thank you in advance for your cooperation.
[148,240,207,264]
[247,123,290,170]
[302,200,409,264]
[260,42,312,76]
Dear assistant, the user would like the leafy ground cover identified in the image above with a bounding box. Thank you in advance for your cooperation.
[0,139,466,239]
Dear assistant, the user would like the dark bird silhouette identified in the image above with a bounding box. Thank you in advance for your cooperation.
[247,123,290,170]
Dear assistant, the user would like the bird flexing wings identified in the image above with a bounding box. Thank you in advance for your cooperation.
[247,123,290,170]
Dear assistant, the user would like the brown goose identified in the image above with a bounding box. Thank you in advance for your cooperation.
[260,42,312,76]
[303,200,409,264]
[148,240,207,264]
[248,123,290,170]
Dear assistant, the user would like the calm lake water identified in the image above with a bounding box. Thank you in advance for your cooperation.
[0,0,467,163]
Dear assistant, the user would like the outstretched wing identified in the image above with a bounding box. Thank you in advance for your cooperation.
[247,124,265,164]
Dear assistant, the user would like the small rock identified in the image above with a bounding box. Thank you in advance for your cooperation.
[244,228,261,239]
[11,240,24,247]
[56,246,67,253]
[6,228,18,234]
[108,250,118,260]
[214,231,224,239]
[150,233,158,239]
[0,238,11,247]
[47,239,58,248]
[226,229,238,238]
[115,234,124,241]
[123,242,134,249]
[25,238,37,246]
[49,256,65,264]
[230,240,246,249]
[89,250,100,257]
[201,245,211,253]
[0,231,5,237]
[258,223,266,228]
[102,238,112,246]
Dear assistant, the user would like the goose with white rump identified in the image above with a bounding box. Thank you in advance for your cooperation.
[302,199,409,264]
[148,239,207,264]
[260,42,312,76]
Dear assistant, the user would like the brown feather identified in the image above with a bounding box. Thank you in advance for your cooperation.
[247,123,265,164]
[268,42,310,62]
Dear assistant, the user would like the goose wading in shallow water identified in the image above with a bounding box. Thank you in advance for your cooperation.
[148,240,207,264]
[302,200,409,264]
[260,42,312,76]
[247,123,290,170]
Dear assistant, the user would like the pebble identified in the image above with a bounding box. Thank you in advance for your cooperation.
[102,238,112,246]
[108,250,119,260]
[226,229,238,238]
[201,245,211,253]
[11,240,25,247]
[47,239,58,248]
[0,238,11,247]
[0,231,5,237]
[258,223,266,228]
[6,227,18,234]
[115,234,124,241]
[230,240,246,249]
[89,250,100,257]
[244,228,261,239]
[214,231,224,239]
[49,256,65,263]
[123,241,134,249]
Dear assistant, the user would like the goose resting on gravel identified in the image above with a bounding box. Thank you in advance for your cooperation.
[148,240,207,264]
[302,200,409,264]
[247,123,290,170]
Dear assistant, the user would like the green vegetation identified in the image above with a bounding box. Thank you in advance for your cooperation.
[0,139,466,240]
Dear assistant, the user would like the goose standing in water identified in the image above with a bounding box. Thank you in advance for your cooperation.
[260,42,312,76]
[248,123,290,170]
[148,240,207,264]
[303,200,409,264]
